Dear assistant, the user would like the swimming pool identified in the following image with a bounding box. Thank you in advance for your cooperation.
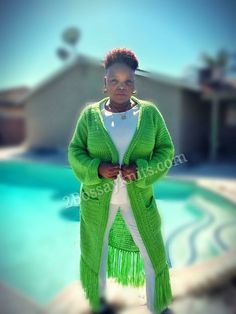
[0,160,235,305]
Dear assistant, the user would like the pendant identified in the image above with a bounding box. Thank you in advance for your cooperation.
[121,114,126,119]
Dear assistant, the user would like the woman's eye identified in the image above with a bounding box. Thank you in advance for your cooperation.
[109,79,133,85]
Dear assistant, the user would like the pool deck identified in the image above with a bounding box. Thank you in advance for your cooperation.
[1,144,236,314]
[1,247,236,314]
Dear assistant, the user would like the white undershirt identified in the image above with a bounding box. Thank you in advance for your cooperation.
[100,100,140,204]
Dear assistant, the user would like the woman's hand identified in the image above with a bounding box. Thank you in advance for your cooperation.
[120,162,137,182]
[98,162,121,179]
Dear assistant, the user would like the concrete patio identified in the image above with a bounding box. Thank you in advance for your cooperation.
[0,246,236,314]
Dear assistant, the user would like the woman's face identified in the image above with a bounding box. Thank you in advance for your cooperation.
[104,62,136,104]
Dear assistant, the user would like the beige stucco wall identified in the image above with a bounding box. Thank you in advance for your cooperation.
[24,61,104,150]
[134,74,182,155]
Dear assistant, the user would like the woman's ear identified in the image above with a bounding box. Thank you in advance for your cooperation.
[104,76,107,88]
[103,77,108,93]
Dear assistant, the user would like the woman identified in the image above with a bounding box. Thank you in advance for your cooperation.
[68,48,175,314]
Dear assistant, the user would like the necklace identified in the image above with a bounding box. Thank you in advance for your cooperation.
[105,99,136,119]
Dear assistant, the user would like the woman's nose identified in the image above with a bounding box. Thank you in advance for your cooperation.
[117,83,125,89]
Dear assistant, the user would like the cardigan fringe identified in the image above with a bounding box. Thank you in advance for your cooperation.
[80,256,100,312]
[154,262,173,314]
[80,244,172,314]
[107,244,146,286]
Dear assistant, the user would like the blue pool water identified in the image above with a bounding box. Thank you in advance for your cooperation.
[0,160,235,304]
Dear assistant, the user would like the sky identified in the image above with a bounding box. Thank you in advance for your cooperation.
[0,0,235,90]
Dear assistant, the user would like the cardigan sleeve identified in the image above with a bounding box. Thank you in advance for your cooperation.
[135,106,175,188]
[67,107,103,186]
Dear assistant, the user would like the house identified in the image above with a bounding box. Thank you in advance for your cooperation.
[0,87,30,146]
[20,53,236,164]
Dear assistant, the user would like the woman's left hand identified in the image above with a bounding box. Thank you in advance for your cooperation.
[120,162,137,182]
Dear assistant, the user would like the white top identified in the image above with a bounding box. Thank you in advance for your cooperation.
[100,100,140,204]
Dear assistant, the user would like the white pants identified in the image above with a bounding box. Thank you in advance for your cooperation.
[98,200,156,313]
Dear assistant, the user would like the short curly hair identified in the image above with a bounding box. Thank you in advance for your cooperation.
[103,48,139,71]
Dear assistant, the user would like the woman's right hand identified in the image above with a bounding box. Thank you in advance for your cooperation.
[98,162,121,179]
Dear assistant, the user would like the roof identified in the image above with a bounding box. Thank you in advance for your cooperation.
[135,69,200,91]
[200,77,236,100]
[20,53,200,104]
[0,86,31,108]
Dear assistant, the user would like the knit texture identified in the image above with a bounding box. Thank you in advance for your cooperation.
[68,95,175,314]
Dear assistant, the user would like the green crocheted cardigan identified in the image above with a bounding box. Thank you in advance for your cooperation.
[68,96,175,314]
